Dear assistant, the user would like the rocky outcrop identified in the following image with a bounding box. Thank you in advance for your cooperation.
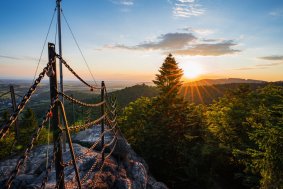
[0,126,168,189]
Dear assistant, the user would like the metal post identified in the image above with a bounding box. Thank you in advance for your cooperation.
[56,0,63,97]
[9,85,18,140]
[56,0,66,152]
[101,81,105,162]
[48,43,65,189]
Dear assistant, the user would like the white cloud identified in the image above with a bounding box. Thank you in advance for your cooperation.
[173,0,205,18]
[105,32,240,56]
[107,33,197,50]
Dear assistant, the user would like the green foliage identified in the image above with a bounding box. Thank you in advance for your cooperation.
[16,108,38,150]
[0,108,53,159]
[110,84,159,108]
[121,54,211,187]
[0,111,15,159]
[206,85,283,188]
[1,67,282,188]
[245,86,283,188]
[119,54,283,188]
[206,85,253,149]
[0,132,15,159]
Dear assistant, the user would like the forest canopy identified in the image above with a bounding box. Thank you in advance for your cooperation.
[119,54,283,189]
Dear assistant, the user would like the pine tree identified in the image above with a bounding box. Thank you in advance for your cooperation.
[153,53,183,99]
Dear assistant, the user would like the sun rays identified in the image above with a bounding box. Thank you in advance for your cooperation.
[180,80,224,104]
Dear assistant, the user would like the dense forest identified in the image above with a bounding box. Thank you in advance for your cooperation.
[118,55,283,189]
[0,54,282,188]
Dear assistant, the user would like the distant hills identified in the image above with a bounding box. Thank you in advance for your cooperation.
[184,78,267,86]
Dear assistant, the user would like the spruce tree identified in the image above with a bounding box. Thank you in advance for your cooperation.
[153,53,183,99]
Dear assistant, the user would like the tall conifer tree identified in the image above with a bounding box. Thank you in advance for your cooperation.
[153,54,183,99]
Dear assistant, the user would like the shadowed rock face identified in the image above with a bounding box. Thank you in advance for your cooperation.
[0,126,168,189]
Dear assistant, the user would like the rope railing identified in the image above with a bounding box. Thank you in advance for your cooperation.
[106,117,118,129]
[67,114,106,132]
[62,116,119,167]
[52,78,118,188]
[93,138,118,187]
[64,129,118,188]
[106,114,117,124]
[0,61,52,139]
[0,46,123,189]
[55,54,102,90]
[80,133,118,184]
[5,99,57,189]
[2,83,120,189]
[106,103,117,116]
[58,91,106,107]
[58,100,82,188]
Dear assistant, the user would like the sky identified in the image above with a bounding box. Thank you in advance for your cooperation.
[0,0,282,82]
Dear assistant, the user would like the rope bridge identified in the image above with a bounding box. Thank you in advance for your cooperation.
[0,43,122,189]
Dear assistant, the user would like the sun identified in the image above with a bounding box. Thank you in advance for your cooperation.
[181,63,203,79]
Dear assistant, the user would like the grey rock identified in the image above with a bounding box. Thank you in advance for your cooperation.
[0,125,167,189]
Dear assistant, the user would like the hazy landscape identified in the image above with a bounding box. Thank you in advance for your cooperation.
[1,0,283,189]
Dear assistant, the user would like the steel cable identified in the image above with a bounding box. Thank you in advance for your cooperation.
[32,8,56,84]
[56,55,102,90]
[61,9,98,87]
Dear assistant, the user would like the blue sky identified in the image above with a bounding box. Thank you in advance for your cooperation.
[0,0,282,82]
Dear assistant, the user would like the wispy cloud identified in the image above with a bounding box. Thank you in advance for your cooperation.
[269,10,283,17]
[181,27,215,36]
[110,0,134,6]
[120,0,134,6]
[173,0,205,18]
[235,67,267,71]
[106,32,240,56]
[259,55,283,61]
[236,56,283,70]
[256,62,283,67]
[251,55,283,68]
[109,0,134,12]
[0,54,44,62]
[0,55,20,60]
[173,40,240,56]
